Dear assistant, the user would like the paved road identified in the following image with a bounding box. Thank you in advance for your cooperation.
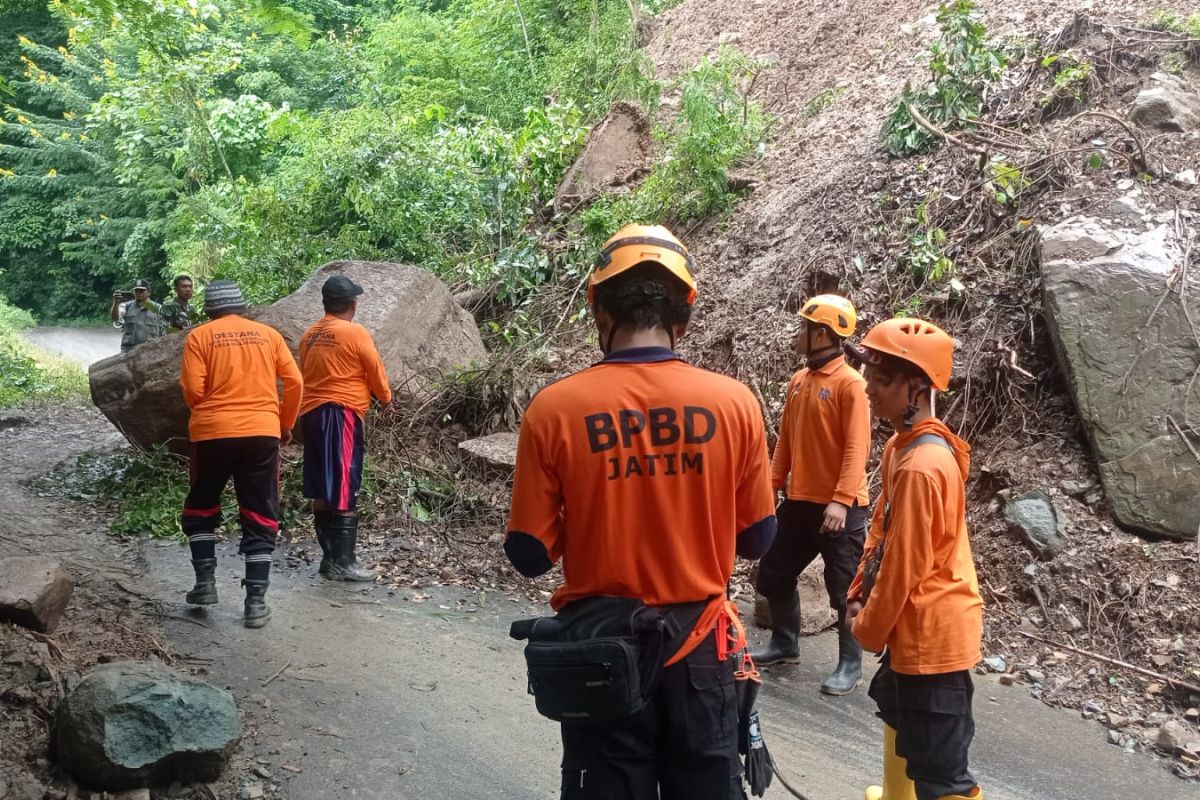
[23,325,120,368]
[144,543,1193,800]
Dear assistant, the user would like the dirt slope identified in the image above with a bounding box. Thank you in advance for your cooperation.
[639,0,1200,778]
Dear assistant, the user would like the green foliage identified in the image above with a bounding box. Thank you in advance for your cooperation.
[900,198,953,284]
[580,47,767,241]
[0,291,88,407]
[882,0,1005,157]
[987,157,1028,205]
[1039,51,1092,108]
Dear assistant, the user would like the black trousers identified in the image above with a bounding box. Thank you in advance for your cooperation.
[559,624,744,800]
[868,653,977,800]
[181,436,280,555]
[754,499,867,612]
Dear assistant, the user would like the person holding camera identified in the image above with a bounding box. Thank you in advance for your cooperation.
[111,278,163,353]
[504,224,777,799]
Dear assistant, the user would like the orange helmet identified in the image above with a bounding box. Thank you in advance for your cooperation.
[852,317,954,390]
[800,294,857,337]
[588,224,697,306]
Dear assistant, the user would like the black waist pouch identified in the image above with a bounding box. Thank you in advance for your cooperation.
[511,596,688,726]
[524,636,644,723]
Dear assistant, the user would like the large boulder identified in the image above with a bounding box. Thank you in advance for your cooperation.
[53,661,241,789]
[554,102,651,214]
[0,556,74,633]
[1040,212,1200,540]
[90,262,487,453]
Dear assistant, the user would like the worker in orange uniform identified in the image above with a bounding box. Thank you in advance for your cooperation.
[180,280,303,628]
[298,275,392,581]
[505,224,777,799]
[751,294,870,697]
[844,317,984,800]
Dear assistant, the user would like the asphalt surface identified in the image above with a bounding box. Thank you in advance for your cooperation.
[22,325,120,368]
[144,543,1195,800]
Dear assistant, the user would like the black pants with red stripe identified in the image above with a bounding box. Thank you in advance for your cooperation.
[182,436,280,555]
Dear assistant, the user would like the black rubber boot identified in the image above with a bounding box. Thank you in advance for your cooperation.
[313,510,333,577]
[750,594,802,665]
[185,558,218,605]
[326,515,376,582]
[242,579,271,628]
[820,614,863,695]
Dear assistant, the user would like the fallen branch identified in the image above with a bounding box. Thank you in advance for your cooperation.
[1057,110,1148,173]
[262,660,293,687]
[1167,415,1200,467]
[1017,630,1200,695]
[906,103,988,155]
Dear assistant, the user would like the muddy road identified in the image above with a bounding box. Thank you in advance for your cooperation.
[1,408,1196,800]
[23,326,120,368]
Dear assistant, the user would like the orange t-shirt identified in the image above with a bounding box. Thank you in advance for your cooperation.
[298,315,392,418]
[180,315,303,442]
[848,418,983,675]
[771,355,870,507]
[506,348,776,611]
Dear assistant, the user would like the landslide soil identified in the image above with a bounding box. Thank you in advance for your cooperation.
[0,406,257,800]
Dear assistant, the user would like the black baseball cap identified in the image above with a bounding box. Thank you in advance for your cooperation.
[322,275,364,301]
[132,278,151,291]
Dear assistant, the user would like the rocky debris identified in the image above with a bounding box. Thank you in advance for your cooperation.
[752,558,836,635]
[1040,216,1200,541]
[458,432,519,473]
[90,261,487,453]
[53,661,241,789]
[1003,491,1067,560]
[554,102,651,214]
[1155,719,1197,754]
[1129,72,1200,133]
[0,557,74,633]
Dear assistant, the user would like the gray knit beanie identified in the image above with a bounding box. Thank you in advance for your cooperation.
[204,280,247,316]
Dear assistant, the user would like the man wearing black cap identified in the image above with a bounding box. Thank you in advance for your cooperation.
[297,275,392,581]
[111,278,163,353]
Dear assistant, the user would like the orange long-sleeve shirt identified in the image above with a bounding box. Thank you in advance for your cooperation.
[298,315,392,418]
[506,349,776,611]
[180,315,303,442]
[771,355,870,507]
[848,418,983,675]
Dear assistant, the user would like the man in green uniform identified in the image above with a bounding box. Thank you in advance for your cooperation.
[160,275,196,332]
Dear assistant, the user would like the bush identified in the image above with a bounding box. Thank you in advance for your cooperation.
[579,47,768,242]
[882,0,1005,157]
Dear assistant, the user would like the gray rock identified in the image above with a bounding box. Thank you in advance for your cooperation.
[90,261,487,454]
[1025,669,1046,684]
[1129,72,1200,132]
[983,655,1007,673]
[458,432,519,472]
[1108,729,1122,745]
[1003,491,1067,559]
[1157,720,1191,752]
[53,661,241,789]
[753,558,836,635]
[1041,218,1200,541]
[1173,169,1198,186]
[0,556,74,633]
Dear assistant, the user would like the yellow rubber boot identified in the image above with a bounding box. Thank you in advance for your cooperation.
[864,725,917,800]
